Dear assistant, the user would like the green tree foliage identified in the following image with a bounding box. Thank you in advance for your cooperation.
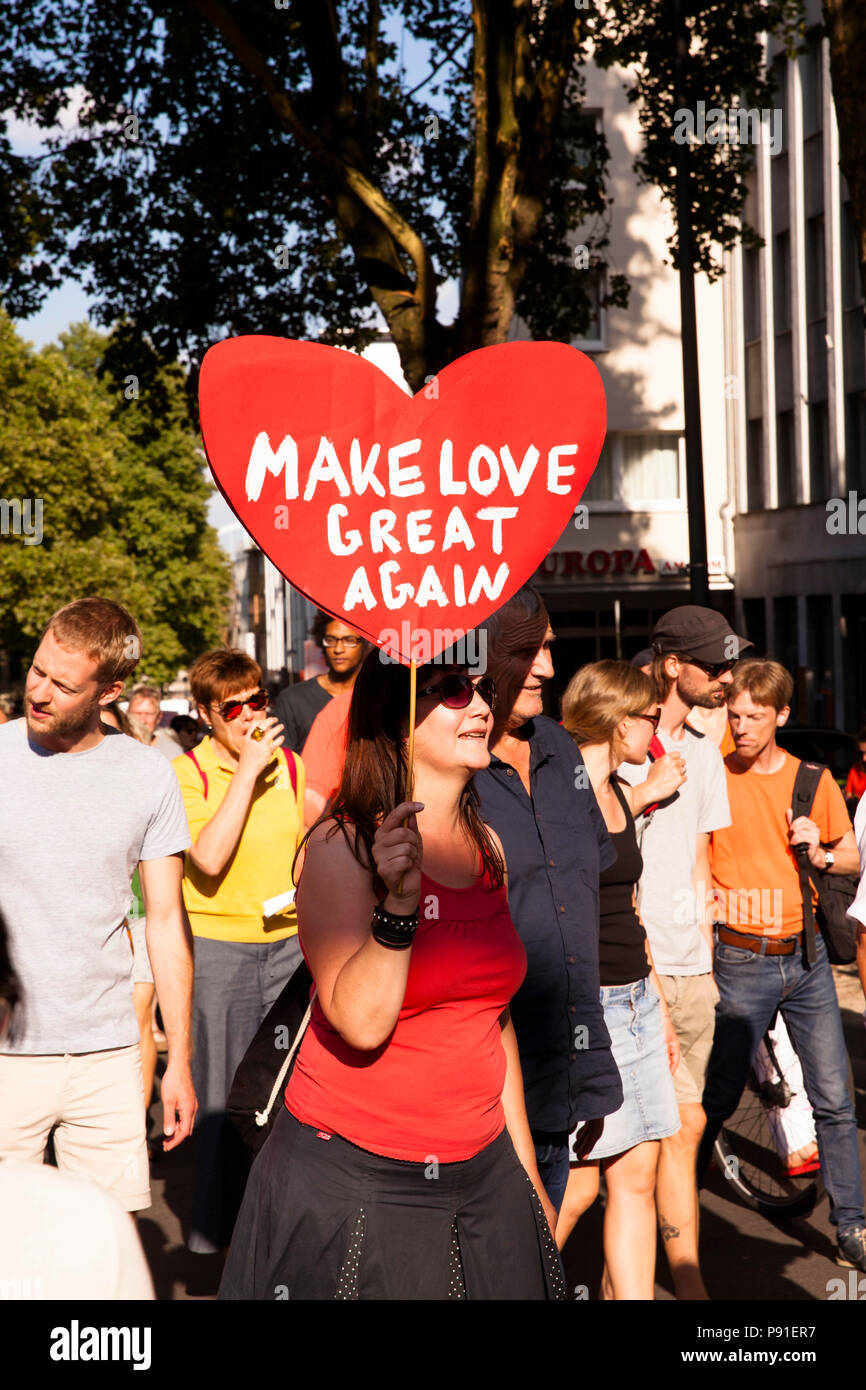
[0,1,822,394]
[589,1,806,278]
[0,313,231,682]
[0,0,622,393]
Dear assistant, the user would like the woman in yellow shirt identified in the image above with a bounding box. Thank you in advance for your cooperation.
[173,649,304,1255]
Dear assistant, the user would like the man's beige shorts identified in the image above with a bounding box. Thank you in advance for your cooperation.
[657,973,719,1108]
[0,1045,151,1211]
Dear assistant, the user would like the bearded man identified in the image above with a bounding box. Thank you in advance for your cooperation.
[617,605,750,1298]
[0,598,196,1212]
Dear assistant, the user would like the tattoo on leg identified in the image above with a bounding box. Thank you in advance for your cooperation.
[660,1215,680,1242]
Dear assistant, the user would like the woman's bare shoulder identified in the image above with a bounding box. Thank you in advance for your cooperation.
[303,816,373,875]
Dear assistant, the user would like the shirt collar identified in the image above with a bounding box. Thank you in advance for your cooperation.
[196,734,236,775]
[489,718,556,773]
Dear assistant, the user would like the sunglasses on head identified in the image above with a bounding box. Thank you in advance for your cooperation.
[683,656,738,679]
[216,689,269,722]
[630,707,661,729]
[417,672,497,713]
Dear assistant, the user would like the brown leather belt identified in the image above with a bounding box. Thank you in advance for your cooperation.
[717,926,800,956]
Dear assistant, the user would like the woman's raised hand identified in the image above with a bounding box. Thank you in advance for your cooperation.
[644,750,686,803]
[371,801,424,908]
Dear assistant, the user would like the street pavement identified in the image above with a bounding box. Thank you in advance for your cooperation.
[138,964,866,1302]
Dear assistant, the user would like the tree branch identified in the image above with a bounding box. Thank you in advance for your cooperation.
[188,0,436,335]
[405,30,472,100]
[363,0,381,129]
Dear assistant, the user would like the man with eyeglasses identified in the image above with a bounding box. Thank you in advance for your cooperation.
[273,611,368,754]
[617,605,751,1299]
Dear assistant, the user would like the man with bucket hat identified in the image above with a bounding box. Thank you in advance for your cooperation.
[617,605,752,1298]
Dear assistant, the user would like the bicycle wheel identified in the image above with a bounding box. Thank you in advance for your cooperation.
[712,1028,825,1219]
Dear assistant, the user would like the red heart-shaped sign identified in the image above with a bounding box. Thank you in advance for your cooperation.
[200,337,605,663]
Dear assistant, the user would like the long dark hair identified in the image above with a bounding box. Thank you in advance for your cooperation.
[297,648,504,894]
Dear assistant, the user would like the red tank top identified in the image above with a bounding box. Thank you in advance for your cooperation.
[285,868,526,1162]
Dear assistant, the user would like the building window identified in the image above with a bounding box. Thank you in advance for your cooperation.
[582,432,683,507]
[809,400,830,500]
[842,201,863,309]
[846,391,866,492]
[747,418,764,511]
[771,54,788,155]
[773,231,791,330]
[563,108,603,190]
[621,433,682,503]
[743,245,761,342]
[805,215,826,322]
[800,38,822,139]
[583,434,613,502]
[572,265,606,349]
[742,597,767,656]
[776,408,795,506]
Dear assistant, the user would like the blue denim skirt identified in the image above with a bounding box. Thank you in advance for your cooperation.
[569,977,680,1162]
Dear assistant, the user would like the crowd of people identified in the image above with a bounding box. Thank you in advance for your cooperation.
[1,589,866,1301]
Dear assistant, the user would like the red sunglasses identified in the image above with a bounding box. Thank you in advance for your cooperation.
[216,689,269,722]
[418,673,497,713]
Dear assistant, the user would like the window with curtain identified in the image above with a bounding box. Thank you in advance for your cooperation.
[582,434,613,501]
[620,434,681,502]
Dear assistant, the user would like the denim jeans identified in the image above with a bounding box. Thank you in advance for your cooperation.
[700,931,864,1233]
[533,1133,570,1213]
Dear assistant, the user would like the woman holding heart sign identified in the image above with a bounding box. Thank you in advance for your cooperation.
[219,649,566,1301]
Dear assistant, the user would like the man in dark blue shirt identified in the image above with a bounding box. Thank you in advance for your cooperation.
[475,588,622,1211]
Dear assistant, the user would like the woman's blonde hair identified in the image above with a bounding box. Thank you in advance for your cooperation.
[562,660,656,759]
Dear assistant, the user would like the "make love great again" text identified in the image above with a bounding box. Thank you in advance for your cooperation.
[245,432,581,610]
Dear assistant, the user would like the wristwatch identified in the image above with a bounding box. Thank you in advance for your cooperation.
[823,849,835,871]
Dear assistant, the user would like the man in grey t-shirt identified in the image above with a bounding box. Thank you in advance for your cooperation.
[618,605,749,1299]
[0,598,196,1212]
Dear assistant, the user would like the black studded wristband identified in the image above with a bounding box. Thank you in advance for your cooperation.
[371,902,419,950]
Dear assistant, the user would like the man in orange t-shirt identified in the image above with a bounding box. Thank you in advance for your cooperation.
[697,659,866,1271]
[300,691,351,828]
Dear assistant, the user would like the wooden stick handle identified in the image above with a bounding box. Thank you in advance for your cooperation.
[397,660,418,896]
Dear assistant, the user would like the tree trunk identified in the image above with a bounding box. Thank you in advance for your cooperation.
[823,0,866,308]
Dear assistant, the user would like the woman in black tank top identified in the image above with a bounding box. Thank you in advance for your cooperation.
[555,660,685,1300]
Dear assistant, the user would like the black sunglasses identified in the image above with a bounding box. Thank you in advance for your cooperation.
[216,689,269,722]
[683,656,738,679]
[417,673,497,713]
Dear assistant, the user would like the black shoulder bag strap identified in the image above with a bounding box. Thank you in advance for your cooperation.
[790,761,824,967]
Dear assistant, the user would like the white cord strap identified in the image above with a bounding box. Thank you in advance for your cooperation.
[254,987,317,1128]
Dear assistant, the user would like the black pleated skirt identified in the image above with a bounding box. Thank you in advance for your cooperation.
[218,1107,566,1301]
